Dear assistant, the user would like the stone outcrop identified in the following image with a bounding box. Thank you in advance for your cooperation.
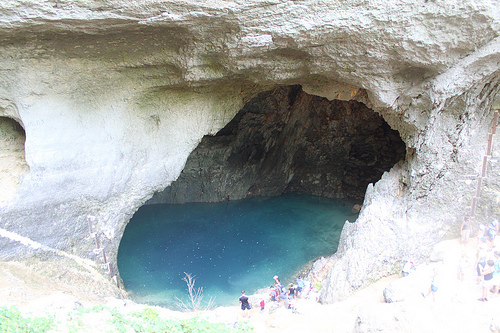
[0,0,499,304]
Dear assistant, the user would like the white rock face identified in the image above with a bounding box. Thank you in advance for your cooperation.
[0,0,499,302]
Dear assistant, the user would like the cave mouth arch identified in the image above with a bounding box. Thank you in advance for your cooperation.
[149,85,406,205]
[0,116,29,202]
[117,85,407,307]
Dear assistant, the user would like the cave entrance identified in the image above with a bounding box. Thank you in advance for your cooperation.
[0,116,29,203]
[150,85,406,204]
[118,85,406,308]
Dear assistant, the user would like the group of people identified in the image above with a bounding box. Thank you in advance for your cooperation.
[268,275,306,309]
[414,215,500,302]
[461,215,499,249]
[461,216,500,301]
[238,290,268,314]
[238,274,309,314]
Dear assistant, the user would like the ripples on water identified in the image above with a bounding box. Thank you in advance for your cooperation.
[117,193,358,308]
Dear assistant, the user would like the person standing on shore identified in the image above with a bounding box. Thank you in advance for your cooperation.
[239,290,251,316]
[270,286,277,302]
[487,216,499,249]
[479,260,495,301]
[461,217,472,245]
[476,236,488,284]
[423,269,439,302]
[273,275,286,305]
[296,276,305,298]
[288,283,296,299]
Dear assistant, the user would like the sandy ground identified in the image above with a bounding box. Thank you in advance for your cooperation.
[1,238,499,332]
[0,256,127,311]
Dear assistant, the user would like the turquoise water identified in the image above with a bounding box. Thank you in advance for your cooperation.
[117,193,357,308]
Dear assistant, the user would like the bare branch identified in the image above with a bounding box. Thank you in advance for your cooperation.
[175,272,215,312]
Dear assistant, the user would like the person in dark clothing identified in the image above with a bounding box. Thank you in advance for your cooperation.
[479,260,495,301]
[239,290,251,311]
[288,283,296,299]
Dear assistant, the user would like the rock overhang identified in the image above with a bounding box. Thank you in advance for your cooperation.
[0,0,497,108]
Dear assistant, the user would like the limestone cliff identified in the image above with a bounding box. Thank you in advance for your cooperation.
[0,0,499,303]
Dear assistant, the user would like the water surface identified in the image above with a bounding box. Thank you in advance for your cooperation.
[117,194,357,308]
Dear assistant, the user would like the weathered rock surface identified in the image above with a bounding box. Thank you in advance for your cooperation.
[0,0,499,306]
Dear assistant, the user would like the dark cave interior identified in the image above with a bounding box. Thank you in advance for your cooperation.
[149,85,406,205]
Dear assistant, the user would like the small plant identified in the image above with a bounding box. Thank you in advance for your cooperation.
[0,306,54,333]
[127,307,182,332]
[175,272,215,311]
[0,304,253,333]
[181,317,253,333]
[106,307,250,333]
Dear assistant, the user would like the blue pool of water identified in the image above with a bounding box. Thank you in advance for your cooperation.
[117,193,357,308]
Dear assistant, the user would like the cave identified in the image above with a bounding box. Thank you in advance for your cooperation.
[117,85,407,306]
[2,3,499,329]
[148,85,406,205]
[0,116,29,203]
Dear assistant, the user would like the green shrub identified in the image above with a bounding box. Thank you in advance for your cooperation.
[0,306,54,333]
[0,304,253,333]
[107,308,253,333]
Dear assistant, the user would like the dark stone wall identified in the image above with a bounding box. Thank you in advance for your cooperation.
[149,85,405,204]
